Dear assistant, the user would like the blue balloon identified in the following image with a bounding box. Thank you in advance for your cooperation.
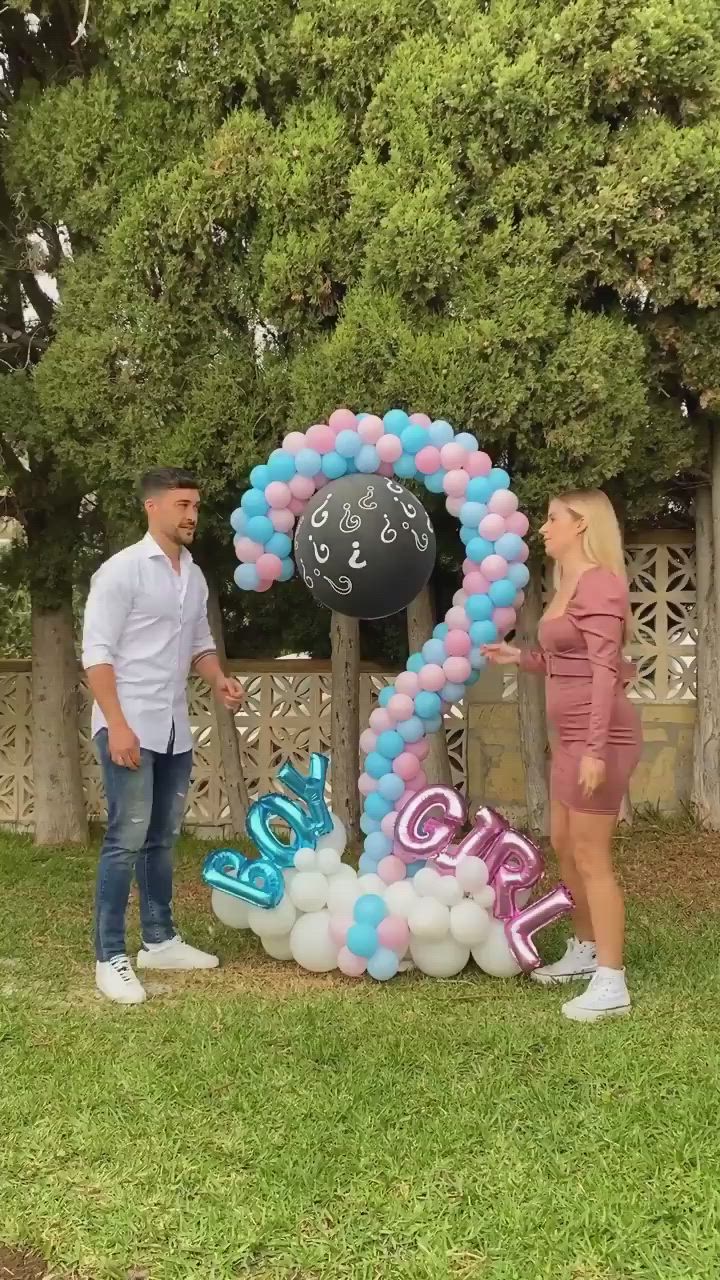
[378,686,394,707]
[246,515,274,545]
[347,923,378,958]
[250,464,271,490]
[508,562,531,589]
[296,448,322,477]
[356,444,380,473]
[354,893,388,927]
[466,477,492,504]
[460,501,487,528]
[365,752,390,780]
[415,691,442,720]
[429,419,455,446]
[406,859,427,879]
[279,557,295,582]
[470,619,498,646]
[365,831,393,860]
[241,489,269,516]
[470,647,487,669]
[360,814,381,835]
[358,852,379,874]
[407,653,424,674]
[422,639,446,665]
[383,409,410,435]
[455,432,479,453]
[365,792,393,820]
[466,593,494,622]
[489,578,517,607]
[336,430,362,458]
[424,713,444,733]
[201,848,284,909]
[467,536,494,563]
[397,715,425,743]
[265,532,292,559]
[395,453,417,479]
[460,527,474,546]
[377,730,404,760]
[488,467,511,491]
[433,623,449,640]
[442,681,465,702]
[367,946,400,981]
[267,452,295,482]
[495,532,524,561]
[322,451,348,479]
[425,471,446,493]
[230,507,247,534]
[246,793,316,868]
[401,425,428,455]
[466,667,482,684]
[378,772,405,801]
[234,563,259,591]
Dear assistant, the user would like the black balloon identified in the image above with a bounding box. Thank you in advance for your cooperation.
[293,474,437,619]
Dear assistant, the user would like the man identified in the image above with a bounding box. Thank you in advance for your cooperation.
[82,467,244,1004]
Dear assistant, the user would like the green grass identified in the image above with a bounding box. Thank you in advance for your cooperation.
[1,831,719,1280]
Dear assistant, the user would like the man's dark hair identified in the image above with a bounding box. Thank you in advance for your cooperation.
[139,467,200,499]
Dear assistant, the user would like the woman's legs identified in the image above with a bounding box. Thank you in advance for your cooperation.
[550,800,594,943]
[567,809,624,969]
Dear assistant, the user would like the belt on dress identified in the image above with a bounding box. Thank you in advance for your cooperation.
[546,655,636,682]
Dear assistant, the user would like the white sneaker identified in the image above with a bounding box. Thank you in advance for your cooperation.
[96,955,146,1005]
[531,937,597,986]
[137,936,219,971]
[562,968,631,1023]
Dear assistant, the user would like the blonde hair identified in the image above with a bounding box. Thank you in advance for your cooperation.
[555,489,631,638]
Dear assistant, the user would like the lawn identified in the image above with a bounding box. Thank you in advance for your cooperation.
[1,822,719,1280]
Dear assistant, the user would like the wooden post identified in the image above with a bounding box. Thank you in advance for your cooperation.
[406,585,452,786]
[515,561,549,835]
[207,584,250,835]
[331,611,360,835]
[693,480,720,827]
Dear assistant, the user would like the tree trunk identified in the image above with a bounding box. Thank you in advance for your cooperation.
[31,592,88,845]
[207,584,250,834]
[516,559,549,835]
[331,611,360,835]
[693,482,720,827]
[406,585,452,786]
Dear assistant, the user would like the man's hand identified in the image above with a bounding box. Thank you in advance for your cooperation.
[578,755,606,797]
[108,721,141,769]
[214,674,245,712]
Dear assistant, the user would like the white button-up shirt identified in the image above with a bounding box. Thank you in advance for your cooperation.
[81,534,216,754]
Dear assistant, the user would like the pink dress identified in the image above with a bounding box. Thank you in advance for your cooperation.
[519,567,642,815]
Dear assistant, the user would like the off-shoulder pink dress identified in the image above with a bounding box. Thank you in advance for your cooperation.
[519,567,642,815]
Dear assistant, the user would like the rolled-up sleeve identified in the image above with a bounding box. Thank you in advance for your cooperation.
[81,561,134,669]
[192,579,217,660]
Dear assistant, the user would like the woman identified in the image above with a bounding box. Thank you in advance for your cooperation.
[483,490,642,1022]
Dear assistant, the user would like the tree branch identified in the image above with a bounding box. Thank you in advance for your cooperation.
[20,271,56,326]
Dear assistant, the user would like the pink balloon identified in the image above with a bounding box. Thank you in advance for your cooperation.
[388,693,415,722]
[464,451,492,477]
[506,511,530,537]
[329,408,357,434]
[418,664,445,692]
[265,481,292,509]
[406,738,429,761]
[376,434,403,463]
[289,497,305,516]
[235,537,262,563]
[377,914,411,951]
[255,579,273,593]
[256,553,283,582]
[462,558,475,575]
[282,432,306,454]
[463,571,491,596]
[440,443,467,470]
[444,655,471,683]
[358,772,377,796]
[306,424,335,453]
[483,827,545,920]
[493,607,517,635]
[406,770,427,792]
[415,446,442,475]
[377,856,407,886]
[443,469,468,498]
[359,729,377,754]
[314,471,329,488]
[395,671,420,697]
[445,606,469,631]
[396,784,465,860]
[337,946,367,977]
[452,589,467,607]
[358,414,384,444]
[515,590,526,608]
[446,497,464,518]
[270,508,295,533]
[517,542,530,563]
[409,412,432,427]
[393,752,421,781]
[481,554,509,581]
[505,885,575,972]
[434,804,506,876]
[378,461,395,477]
[329,914,352,948]
[488,489,519,517]
[381,810,399,838]
[289,474,315,500]
[479,513,506,541]
[370,707,393,733]
[446,629,472,657]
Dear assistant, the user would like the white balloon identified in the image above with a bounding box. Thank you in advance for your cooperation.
[334,863,357,882]
[357,873,386,896]
[326,876,361,915]
[384,880,418,920]
[450,900,491,947]
[472,919,522,977]
[408,897,450,942]
[315,846,342,876]
[288,870,329,913]
[413,867,444,898]
[410,935,470,977]
[247,895,298,938]
[474,886,496,910]
[261,932,293,960]
[456,855,490,894]
[290,909,339,972]
[434,875,464,908]
[316,815,347,854]
[294,847,317,872]
[211,889,250,929]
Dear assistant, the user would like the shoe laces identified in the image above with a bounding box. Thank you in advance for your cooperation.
[109,954,134,983]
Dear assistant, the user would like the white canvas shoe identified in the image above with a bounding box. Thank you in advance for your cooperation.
[531,937,597,986]
[96,955,146,1005]
[137,936,219,971]
[562,968,631,1023]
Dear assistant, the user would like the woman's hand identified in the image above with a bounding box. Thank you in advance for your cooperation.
[578,755,606,797]
[482,642,522,666]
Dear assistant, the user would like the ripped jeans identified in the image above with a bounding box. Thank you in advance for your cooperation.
[94,730,193,962]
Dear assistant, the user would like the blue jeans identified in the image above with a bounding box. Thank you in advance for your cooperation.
[94,730,193,962]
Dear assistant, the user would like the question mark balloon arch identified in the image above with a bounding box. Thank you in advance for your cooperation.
[230,408,531,883]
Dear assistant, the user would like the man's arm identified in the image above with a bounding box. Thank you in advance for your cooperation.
[191,589,244,711]
[82,561,141,768]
